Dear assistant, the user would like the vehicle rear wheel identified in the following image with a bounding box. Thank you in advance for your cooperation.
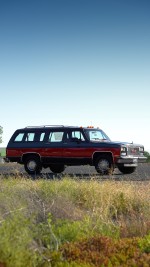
[24,156,42,175]
[50,164,65,174]
[118,166,136,174]
[95,156,113,175]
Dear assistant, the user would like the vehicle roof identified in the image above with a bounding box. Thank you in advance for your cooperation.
[16,125,100,131]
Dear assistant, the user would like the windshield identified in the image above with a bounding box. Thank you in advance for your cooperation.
[84,129,111,142]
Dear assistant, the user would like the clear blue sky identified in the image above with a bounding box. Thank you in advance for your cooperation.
[0,0,150,151]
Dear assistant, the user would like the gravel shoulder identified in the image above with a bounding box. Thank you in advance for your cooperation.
[0,162,150,181]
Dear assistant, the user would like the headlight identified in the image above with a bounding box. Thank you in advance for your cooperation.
[121,146,127,156]
[139,147,144,155]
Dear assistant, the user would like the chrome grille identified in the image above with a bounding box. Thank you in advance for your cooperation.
[128,146,139,156]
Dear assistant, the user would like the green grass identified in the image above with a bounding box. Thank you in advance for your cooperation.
[144,151,150,162]
[0,147,6,157]
[0,177,149,266]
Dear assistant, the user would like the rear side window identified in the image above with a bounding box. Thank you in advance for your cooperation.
[24,132,46,142]
[32,132,46,142]
[13,131,46,143]
[40,132,45,141]
[14,133,24,142]
[48,131,64,142]
[25,133,35,142]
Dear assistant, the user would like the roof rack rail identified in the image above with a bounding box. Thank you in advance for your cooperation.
[25,125,65,128]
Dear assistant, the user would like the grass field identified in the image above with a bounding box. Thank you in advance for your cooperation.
[0,177,149,266]
[0,147,6,157]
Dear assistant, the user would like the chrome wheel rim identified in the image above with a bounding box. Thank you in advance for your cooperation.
[27,160,37,171]
[98,159,109,172]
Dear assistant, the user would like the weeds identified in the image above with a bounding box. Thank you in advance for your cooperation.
[0,177,149,266]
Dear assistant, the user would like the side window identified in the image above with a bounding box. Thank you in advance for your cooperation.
[66,131,85,142]
[71,131,85,141]
[34,132,46,142]
[14,131,46,143]
[25,133,35,142]
[48,131,64,143]
[14,133,24,142]
[40,132,45,141]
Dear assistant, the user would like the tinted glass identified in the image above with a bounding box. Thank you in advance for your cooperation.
[40,132,45,141]
[71,131,85,141]
[48,131,64,142]
[25,133,35,142]
[14,133,24,142]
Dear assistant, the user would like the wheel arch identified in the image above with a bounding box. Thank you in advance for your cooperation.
[21,152,41,163]
[92,151,114,165]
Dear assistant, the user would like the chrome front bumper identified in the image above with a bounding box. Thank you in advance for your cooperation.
[116,156,147,166]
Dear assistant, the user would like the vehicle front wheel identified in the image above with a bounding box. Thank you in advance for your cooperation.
[50,164,65,174]
[24,156,42,175]
[95,156,114,175]
[118,166,136,174]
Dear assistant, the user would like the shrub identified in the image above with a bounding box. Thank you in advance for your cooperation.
[61,235,150,267]
[0,213,42,267]
[144,151,150,162]
[138,233,150,253]
[0,177,149,266]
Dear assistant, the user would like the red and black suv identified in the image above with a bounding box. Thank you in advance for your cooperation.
[6,125,147,175]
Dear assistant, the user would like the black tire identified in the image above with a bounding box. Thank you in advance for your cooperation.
[50,164,65,174]
[118,166,136,174]
[24,156,42,175]
[95,156,114,175]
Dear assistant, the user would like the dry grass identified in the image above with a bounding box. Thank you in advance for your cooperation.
[0,176,149,237]
[0,176,149,266]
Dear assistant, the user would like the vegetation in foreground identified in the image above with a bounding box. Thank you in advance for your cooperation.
[0,177,149,266]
